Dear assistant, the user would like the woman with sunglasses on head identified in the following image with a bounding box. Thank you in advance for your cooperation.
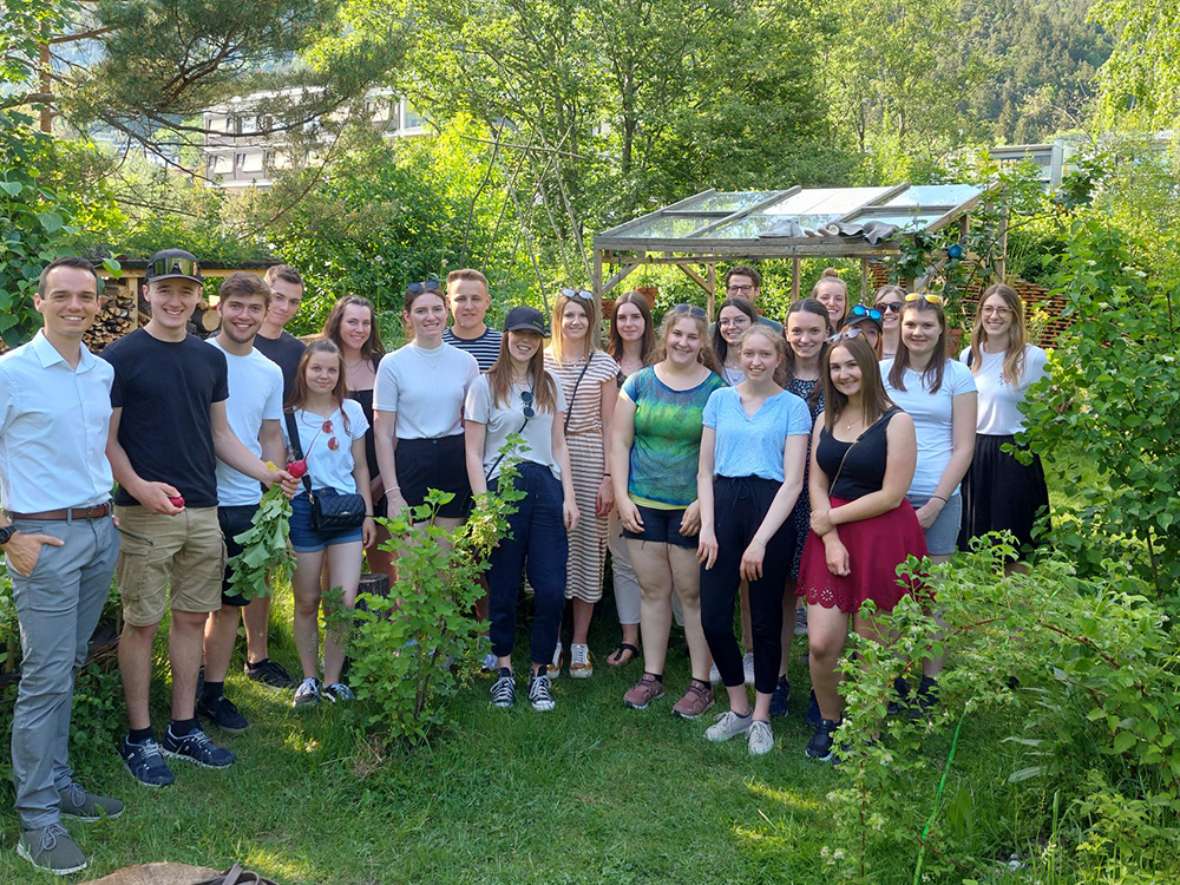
[712,297,757,387]
[544,288,620,678]
[466,307,579,711]
[613,305,726,719]
[284,340,376,707]
[882,293,977,707]
[873,285,906,359]
[323,295,392,578]
[838,305,884,358]
[798,334,925,761]
[811,268,850,329]
[697,326,810,754]
[604,292,656,667]
[770,298,831,717]
[959,284,1049,559]
[374,280,479,531]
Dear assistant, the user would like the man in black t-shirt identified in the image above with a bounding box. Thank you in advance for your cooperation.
[102,248,295,788]
[254,264,307,401]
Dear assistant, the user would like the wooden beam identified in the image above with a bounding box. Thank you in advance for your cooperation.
[677,262,711,293]
[996,207,1009,282]
[594,239,901,257]
[706,264,717,321]
[860,258,870,301]
[791,258,801,299]
[601,261,640,297]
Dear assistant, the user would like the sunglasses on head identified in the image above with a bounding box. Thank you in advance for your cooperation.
[669,303,707,319]
[827,327,870,344]
[148,256,201,279]
[560,287,594,301]
[849,304,883,322]
[406,279,442,295]
[904,292,945,306]
[520,390,535,418]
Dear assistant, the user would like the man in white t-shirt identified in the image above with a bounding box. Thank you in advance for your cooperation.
[201,274,287,732]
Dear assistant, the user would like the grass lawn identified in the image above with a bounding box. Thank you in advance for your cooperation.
[0,587,1038,885]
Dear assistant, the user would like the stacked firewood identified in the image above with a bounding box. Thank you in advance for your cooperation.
[83,283,138,353]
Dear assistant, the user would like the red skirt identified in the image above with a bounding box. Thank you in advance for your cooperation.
[796,497,928,614]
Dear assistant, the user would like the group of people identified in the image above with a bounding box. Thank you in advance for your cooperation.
[0,250,1050,875]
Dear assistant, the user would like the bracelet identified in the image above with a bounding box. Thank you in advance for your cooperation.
[384,487,400,496]
[930,495,948,504]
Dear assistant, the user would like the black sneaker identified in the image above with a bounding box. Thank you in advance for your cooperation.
[805,689,821,728]
[245,658,294,689]
[161,725,235,769]
[805,718,842,762]
[197,693,249,733]
[490,668,515,708]
[119,736,175,788]
[769,677,791,718]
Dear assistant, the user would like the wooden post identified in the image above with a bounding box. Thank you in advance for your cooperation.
[706,264,717,321]
[860,258,870,302]
[791,257,801,299]
[997,208,1009,282]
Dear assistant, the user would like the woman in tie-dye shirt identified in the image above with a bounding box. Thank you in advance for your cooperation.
[611,305,726,720]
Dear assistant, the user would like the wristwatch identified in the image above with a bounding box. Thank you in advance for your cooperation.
[0,525,15,546]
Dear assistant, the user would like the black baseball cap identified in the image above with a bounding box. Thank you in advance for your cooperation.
[504,306,547,335]
[145,248,203,284]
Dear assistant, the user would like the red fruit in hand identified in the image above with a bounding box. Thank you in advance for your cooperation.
[287,459,308,478]
[169,495,185,508]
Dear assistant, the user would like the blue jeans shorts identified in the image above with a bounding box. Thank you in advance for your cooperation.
[908,493,963,556]
[289,493,363,553]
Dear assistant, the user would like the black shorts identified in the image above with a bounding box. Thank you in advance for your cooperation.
[219,504,258,607]
[623,504,698,549]
[395,434,472,519]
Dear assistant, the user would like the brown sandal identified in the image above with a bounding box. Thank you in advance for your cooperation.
[607,643,640,667]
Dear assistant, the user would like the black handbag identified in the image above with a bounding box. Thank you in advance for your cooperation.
[285,412,367,531]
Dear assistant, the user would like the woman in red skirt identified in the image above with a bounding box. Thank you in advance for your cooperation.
[797,333,927,762]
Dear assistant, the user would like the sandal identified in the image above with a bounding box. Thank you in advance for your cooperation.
[607,643,640,667]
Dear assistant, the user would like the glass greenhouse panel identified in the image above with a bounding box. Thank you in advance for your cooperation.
[672,191,781,213]
[884,184,981,208]
[616,214,720,239]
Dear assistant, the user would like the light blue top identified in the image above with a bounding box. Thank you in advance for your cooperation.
[702,387,812,482]
[881,358,977,498]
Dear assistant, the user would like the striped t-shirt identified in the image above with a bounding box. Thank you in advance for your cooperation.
[443,327,502,372]
[621,366,726,509]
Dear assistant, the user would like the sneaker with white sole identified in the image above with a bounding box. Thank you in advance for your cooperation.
[705,710,753,742]
[569,643,593,679]
[292,677,321,708]
[17,823,87,876]
[59,783,124,821]
[324,682,354,702]
[528,672,555,711]
[161,725,235,769]
[747,719,774,755]
[490,669,516,708]
[742,651,756,686]
[549,642,563,679]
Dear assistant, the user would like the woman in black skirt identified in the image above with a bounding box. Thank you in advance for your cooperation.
[958,283,1050,559]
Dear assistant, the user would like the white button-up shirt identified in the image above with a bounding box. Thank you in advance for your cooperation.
[0,331,114,512]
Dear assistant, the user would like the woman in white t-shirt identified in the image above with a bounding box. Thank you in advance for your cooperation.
[959,284,1050,557]
[373,280,479,528]
[881,293,977,707]
[284,339,375,707]
[465,306,579,712]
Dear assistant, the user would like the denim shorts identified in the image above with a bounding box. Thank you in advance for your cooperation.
[622,503,698,549]
[908,493,963,556]
[289,492,363,553]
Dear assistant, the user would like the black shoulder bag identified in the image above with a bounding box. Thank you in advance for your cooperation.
[285,411,367,531]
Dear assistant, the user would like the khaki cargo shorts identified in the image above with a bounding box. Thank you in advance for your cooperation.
[115,505,226,626]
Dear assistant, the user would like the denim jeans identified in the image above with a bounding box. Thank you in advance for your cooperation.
[487,462,568,667]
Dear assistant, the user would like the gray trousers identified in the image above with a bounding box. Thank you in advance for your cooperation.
[9,516,118,829]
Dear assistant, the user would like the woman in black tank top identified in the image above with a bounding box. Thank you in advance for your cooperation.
[795,334,928,763]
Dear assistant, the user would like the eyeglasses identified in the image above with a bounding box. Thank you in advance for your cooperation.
[717,315,751,327]
[406,279,442,295]
[876,301,903,314]
[560,287,594,301]
[849,305,883,322]
[980,305,1013,317]
[148,256,201,280]
[905,293,945,306]
[726,283,755,294]
[520,390,535,418]
[669,303,707,319]
[827,327,869,343]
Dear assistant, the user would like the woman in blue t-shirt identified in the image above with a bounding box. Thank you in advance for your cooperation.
[697,326,810,755]
[881,293,977,707]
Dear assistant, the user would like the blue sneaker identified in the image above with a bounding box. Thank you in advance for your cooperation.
[806,690,821,728]
[161,725,235,769]
[119,736,175,788]
[769,677,791,718]
[805,718,842,763]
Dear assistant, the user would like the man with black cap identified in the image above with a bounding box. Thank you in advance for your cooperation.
[101,248,295,788]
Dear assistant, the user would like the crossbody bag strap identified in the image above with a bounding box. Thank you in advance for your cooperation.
[284,411,314,499]
[828,407,900,492]
[563,356,593,435]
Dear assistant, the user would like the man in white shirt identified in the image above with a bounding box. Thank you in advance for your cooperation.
[201,273,287,733]
[0,257,123,876]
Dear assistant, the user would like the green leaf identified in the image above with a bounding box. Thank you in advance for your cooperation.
[1112,731,1137,754]
[0,181,22,197]
[36,211,63,233]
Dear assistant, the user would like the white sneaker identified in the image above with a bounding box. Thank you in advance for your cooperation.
[742,652,756,686]
[748,719,774,755]
[549,642,563,679]
[528,673,556,711]
[705,710,753,742]
[569,643,593,679]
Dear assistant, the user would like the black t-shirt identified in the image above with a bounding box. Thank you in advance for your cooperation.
[102,329,230,508]
[254,330,306,403]
[816,408,899,500]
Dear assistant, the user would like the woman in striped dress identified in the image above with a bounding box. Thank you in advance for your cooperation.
[545,288,620,678]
